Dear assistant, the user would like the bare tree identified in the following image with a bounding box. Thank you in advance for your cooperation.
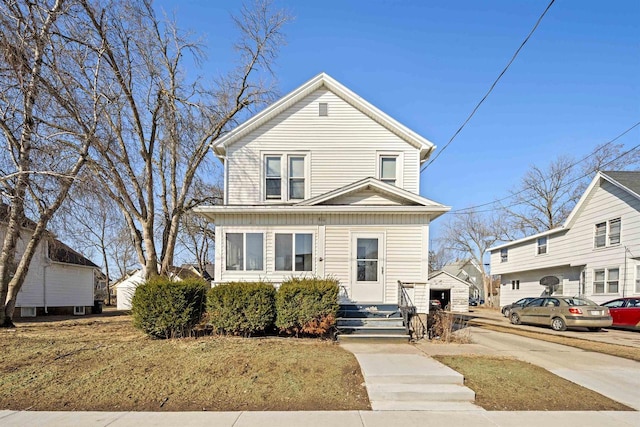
[440,210,504,307]
[0,0,104,326]
[502,143,640,239]
[78,0,290,279]
[428,245,454,272]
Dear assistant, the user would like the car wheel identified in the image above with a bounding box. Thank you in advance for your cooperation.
[551,317,566,331]
[510,312,521,325]
[588,327,601,332]
[503,308,511,318]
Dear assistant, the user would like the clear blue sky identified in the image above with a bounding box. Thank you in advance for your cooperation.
[156,0,639,240]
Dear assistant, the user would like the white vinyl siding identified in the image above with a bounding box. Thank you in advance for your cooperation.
[226,89,420,204]
[492,179,640,305]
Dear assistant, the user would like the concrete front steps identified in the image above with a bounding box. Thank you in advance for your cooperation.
[336,304,409,343]
[350,351,481,411]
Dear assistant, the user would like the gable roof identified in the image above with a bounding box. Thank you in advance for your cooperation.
[489,170,640,252]
[211,73,436,162]
[428,270,472,287]
[0,203,99,268]
[297,177,447,209]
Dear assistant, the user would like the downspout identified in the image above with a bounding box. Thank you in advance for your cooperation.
[623,246,628,298]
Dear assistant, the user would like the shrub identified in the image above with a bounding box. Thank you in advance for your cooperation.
[206,281,276,337]
[131,277,207,339]
[275,277,339,337]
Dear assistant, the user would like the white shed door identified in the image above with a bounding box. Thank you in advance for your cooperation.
[351,233,384,303]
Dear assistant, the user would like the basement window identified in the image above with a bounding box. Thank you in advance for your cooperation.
[21,307,36,317]
[74,306,86,316]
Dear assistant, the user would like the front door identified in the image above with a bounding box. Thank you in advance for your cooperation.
[350,233,384,303]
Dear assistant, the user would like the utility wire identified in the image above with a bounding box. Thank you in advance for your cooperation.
[448,123,640,215]
[421,0,555,172]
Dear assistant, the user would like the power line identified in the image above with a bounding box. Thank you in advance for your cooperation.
[421,0,555,172]
[447,121,640,215]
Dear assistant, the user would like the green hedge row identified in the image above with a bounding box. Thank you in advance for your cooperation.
[131,277,339,339]
[131,277,207,339]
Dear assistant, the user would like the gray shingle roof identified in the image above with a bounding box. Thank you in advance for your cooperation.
[601,171,640,196]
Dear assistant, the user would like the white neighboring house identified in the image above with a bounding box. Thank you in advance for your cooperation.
[428,270,470,312]
[1,206,102,317]
[195,73,450,314]
[490,171,640,307]
[115,265,206,310]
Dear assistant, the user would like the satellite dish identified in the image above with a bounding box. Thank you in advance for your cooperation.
[539,276,559,287]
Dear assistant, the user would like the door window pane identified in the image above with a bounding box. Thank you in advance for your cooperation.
[275,233,293,271]
[246,233,263,271]
[295,234,312,271]
[266,157,281,199]
[226,233,243,271]
[356,238,378,282]
[380,157,396,185]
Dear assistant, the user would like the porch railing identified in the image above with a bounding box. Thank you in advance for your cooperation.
[398,281,427,340]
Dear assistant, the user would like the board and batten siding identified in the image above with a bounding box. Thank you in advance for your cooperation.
[492,179,640,305]
[213,212,431,312]
[225,88,421,205]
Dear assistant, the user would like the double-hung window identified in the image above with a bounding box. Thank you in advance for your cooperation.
[380,156,397,185]
[500,248,508,263]
[225,232,264,271]
[537,236,548,255]
[264,154,307,201]
[593,268,619,294]
[594,218,621,248]
[275,233,313,272]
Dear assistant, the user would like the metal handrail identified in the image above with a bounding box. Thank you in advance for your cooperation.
[398,281,427,340]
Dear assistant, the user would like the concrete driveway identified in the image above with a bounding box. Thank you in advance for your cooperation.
[416,327,640,411]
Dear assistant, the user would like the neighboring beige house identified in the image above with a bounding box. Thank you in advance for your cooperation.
[195,73,449,314]
[490,171,640,307]
[1,205,102,317]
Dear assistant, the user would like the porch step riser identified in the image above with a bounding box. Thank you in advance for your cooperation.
[338,328,407,336]
[337,311,401,319]
[338,304,401,319]
[336,335,409,344]
[337,318,404,328]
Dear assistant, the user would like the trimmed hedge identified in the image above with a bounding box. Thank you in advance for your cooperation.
[131,277,207,339]
[275,277,339,337]
[206,281,276,337]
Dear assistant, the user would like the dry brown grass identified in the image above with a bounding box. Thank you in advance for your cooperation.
[429,311,471,344]
[475,323,640,362]
[0,312,369,411]
[434,355,633,411]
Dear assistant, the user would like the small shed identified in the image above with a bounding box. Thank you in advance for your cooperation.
[115,269,146,310]
[428,270,470,313]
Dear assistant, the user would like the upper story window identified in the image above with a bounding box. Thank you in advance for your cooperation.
[264,154,308,201]
[500,248,508,263]
[594,218,621,249]
[537,236,548,255]
[377,152,403,187]
[226,232,264,271]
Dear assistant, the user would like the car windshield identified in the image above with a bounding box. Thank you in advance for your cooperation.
[562,297,597,307]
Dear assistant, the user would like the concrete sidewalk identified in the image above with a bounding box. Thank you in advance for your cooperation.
[0,410,637,427]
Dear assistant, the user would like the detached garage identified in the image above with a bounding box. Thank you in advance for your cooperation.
[428,270,470,313]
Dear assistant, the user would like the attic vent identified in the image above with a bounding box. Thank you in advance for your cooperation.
[319,102,328,116]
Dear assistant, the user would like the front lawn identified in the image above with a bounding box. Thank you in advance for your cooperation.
[0,312,369,411]
[434,355,632,411]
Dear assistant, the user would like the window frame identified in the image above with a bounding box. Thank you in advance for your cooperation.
[511,279,520,290]
[262,152,309,202]
[594,218,621,249]
[500,248,508,263]
[274,232,314,272]
[224,232,265,272]
[635,264,640,294]
[593,267,620,295]
[536,236,548,255]
[376,151,403,187]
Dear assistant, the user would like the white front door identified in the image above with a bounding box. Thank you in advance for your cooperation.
[350,233,385,303]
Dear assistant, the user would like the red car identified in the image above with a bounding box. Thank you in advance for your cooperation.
[601,297,640,330]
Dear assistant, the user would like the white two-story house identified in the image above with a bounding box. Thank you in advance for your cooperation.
[195,73,449,314]
[490,171,640,307]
